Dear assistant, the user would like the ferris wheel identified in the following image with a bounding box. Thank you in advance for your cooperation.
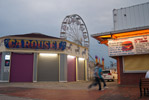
[60,14,89,48]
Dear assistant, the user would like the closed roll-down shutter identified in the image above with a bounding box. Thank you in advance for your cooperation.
[10,53,33,82]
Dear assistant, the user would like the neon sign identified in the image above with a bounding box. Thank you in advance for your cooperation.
[4,39,66,50]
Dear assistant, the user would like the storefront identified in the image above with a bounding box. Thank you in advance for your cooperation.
[67,55,76,82]
[37,53,59,81]
[91,2,149,85]
[10,53,34,82]
[91,28,149,85]
[0,33,88,82]
[0,53,2,80]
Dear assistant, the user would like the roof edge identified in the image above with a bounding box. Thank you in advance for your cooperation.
[91,26,149,37]
[0,33,60,39]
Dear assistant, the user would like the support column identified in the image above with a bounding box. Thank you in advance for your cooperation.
[85,59,88,81]
[0,52,11,82]
[76,57,78,81]
[117,57,120,84]
[33,53,38,82]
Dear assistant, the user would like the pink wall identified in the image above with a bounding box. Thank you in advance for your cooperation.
[0,53,1,72]
[67,56,76,82]
[10,53,33,82]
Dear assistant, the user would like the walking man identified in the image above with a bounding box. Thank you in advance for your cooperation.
[98,64,107,90]
[88,63,100,90]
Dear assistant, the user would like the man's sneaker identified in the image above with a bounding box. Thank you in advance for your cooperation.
[103,86,108,89]
[99,88,104,91]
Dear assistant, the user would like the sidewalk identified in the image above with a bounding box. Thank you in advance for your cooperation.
[0,94,35,100]
[0,81,148,100]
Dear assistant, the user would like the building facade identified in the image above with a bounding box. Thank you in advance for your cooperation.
[0,33,88,82]
[91,2,149,85]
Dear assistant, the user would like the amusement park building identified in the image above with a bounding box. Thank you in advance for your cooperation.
[91,2,149,85]
[0,33,88,82]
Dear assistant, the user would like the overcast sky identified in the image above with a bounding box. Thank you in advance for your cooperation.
[0,0,149,67]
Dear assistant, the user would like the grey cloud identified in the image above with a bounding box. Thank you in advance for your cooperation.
[0,0,149,67]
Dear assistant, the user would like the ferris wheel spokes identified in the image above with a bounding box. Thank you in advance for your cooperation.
[60,14,89,48]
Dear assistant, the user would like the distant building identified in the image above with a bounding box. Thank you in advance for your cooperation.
[91,2,149,85]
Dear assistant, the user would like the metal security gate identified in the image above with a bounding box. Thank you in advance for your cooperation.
[37,54,59,81]
[67,56,76,82]
[78,60,85,80]
[10,53,34,82]
[0,53,1,74]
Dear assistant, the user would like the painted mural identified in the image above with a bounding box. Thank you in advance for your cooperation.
[65,42,88,58]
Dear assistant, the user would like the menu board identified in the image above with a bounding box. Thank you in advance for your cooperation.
[108,35,149,56]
